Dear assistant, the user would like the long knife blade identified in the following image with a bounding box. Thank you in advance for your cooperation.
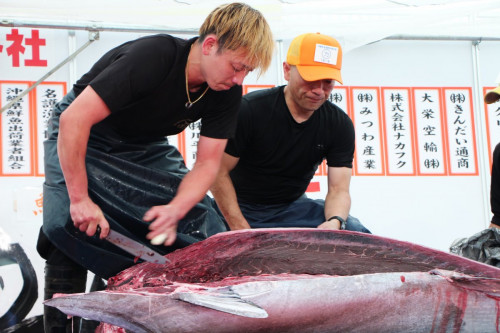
[105,229,169,264]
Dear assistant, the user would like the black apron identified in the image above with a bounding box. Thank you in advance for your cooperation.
[41,91,227,279]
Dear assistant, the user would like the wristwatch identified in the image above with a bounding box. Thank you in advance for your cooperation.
[327,216,346,230]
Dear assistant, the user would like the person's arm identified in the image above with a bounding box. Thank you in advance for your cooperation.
[58,86,111,238]
[489,144,500,230]
[317,166,352,230]
[144,135,227,246]
[210,153,251,230]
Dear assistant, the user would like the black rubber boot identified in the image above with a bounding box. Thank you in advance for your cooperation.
[43,263,87,333]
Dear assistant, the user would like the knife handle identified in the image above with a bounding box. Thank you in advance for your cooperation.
[95,226,102,238]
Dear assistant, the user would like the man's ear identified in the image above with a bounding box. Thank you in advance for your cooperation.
[201,34,218,55]
[283,62,291,81]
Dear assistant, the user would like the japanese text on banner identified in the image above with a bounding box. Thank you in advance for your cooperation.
[444,88,478,175]
[382,88,415,175]
[351,87,384,175]
[413,88,447,175]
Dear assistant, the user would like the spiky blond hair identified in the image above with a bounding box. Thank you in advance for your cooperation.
[199,2,274,75]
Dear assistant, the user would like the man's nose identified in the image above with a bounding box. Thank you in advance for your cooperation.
[232,71,247,86]
[310,80,324,93]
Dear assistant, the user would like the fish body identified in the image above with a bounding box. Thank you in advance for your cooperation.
[44,229,500,332]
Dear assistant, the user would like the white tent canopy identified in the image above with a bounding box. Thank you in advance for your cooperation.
[2,0,500,51]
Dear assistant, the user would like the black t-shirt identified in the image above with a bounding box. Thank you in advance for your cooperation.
[225,86,355,204]
[73,34,241,139]
[491,142,500,226]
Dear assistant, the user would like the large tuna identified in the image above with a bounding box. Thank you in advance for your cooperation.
[45,228,500,332]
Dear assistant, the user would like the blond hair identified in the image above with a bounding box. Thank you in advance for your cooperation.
[199,2,274,75]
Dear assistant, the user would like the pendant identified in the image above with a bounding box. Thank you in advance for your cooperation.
[185,102,193,109]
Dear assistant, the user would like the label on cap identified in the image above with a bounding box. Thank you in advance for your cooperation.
[314,44,338,65]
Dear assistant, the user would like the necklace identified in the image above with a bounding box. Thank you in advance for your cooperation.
[185,48,209,109]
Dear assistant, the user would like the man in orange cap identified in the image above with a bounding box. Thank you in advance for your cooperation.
[485,84,500,229]
[211,33,369,232]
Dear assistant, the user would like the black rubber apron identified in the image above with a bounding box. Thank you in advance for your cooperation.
[42,91,227,278]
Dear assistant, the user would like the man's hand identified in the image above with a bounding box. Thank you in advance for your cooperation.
[227,218,252,230]
[144,204,183,246]
[317,219,341,230]
[70,197,109,238]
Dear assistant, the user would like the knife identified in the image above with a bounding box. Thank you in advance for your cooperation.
[101,228,170,264]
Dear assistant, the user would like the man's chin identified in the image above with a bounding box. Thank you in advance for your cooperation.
[212,83,233,91]
[306,102,324,111]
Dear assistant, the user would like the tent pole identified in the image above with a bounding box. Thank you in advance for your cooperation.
[0,19,196,35]
[68,31,79,87]
[276,40,285,86]
[470,39,492,227]
[386,35,500,42]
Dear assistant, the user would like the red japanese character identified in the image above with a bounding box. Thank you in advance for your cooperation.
[6,29,25,67]
[25,29,47,66]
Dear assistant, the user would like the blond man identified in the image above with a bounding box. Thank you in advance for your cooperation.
[37,3,273,332]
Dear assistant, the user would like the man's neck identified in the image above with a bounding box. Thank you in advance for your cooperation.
[187,43,205,91]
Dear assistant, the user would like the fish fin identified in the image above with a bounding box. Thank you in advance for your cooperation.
[175,289,268,318]
[430,269,500,297]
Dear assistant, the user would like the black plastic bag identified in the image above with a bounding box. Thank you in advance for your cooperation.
[450,228,500,268]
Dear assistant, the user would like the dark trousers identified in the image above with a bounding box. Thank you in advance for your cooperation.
[238,195,371,233]
[37,228,104,333]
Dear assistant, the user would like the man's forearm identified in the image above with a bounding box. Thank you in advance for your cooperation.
[58,85,111,204]
[58,112,91,203]
[166,136,228,219]
[211,175,250,230]
[318,191,351,230]
[169,160,220,219]
[324,191,351,222]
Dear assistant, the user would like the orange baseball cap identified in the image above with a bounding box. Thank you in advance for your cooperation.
[287,32,343,84]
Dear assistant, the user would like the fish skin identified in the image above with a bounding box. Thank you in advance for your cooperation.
[45,270,500,333]
[44,229,500,332]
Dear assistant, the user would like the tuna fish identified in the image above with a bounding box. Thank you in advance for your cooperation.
[44,228,500,333]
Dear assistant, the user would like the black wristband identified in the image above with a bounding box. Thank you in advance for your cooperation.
[327,216,346,230]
